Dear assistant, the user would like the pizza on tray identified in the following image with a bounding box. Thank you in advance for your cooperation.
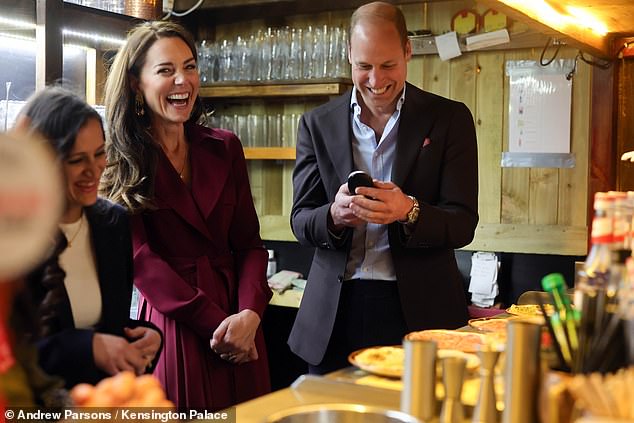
[349,346,403,378]
[468,317,509,333]
[404,329,486,353]
[348,345,480,377]
[506,303,554,317]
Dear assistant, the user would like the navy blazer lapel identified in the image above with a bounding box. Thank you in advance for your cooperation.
[393,83,438,187]
[86,201,132,334]
[323,91,354,184]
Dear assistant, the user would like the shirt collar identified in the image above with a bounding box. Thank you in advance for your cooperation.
[350,84,407,117]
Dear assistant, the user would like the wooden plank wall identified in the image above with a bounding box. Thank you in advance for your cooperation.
[203,0,592,255]
[616,59,634,191]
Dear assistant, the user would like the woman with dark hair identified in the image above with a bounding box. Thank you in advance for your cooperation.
[17,87,162,389]
[101,21,271,410]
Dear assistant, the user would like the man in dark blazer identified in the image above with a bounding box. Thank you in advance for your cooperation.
[289,1,479,374]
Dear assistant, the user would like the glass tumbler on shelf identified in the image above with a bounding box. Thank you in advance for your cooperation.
[266,114,281,147]
[311,26,326,79]
[233,36,250,82]
[287,28,302,81]
[82,0,102,9]
[302,26,314,79]
[100,0,123,13]
[248,114,266,147]
[237,115,249,147]
[256,29,273,81]
[247,35,258,82]
[270,27,286,81]
[197,41,210,85]
[219,40,234,82]
[326,26,341,78]
[221,115,235,134]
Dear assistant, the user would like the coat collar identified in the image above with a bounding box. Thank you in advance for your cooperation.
[153,124,229,240]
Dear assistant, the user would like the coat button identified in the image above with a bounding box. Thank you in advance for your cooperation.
[337,275,344,283]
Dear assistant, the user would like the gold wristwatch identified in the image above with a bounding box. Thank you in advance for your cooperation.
[405,195,420,225]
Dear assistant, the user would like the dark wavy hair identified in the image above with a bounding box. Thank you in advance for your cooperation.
[18,87,104,160]
[22,232,69,338]
[100,21,203,213]
[16,87,101,337]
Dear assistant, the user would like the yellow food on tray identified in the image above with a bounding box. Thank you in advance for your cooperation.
[349,345,480,378]
[506,304,554,316]
[468,317,509,333]
[405,329,487,353]
[351,346,403,378]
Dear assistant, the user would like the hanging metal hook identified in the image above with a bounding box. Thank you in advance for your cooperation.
[540,37,562,66]
[566,53,579,80]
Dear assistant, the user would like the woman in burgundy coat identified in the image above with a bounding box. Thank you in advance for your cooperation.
[101,21,271,411]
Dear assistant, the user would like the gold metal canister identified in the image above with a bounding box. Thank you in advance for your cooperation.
[124,0,162,19]
[502,320,542,423]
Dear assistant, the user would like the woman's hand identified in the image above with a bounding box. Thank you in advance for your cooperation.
[124,326,161,369]
[210,309,260,364]
[92,333,147,376]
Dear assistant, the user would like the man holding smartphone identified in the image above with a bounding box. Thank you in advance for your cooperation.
[289,1,479,374]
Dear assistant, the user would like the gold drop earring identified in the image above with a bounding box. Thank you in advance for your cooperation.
[135,92,145,117]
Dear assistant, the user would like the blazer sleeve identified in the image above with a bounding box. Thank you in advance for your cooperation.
[131,215,229,339]
[124,318,163,374]
[37,328,102,387]
[404,101,479,249]
[291,114,351,250]
[225,134,272,319]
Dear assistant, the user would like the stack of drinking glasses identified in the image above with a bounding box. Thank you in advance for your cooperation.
[64,0,126,14]
[198,24,351,84]
[207,112,301,148]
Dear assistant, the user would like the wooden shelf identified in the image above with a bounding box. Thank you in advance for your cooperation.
[410,30,551,56]
[182,0,431,26]
[199,79,352,98]
[63,2,139,39]
[244,147,295,160]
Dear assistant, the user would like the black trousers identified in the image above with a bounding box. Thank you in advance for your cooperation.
[308,279,408,375]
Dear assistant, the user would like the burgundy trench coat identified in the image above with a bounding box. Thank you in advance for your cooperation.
[131,124,271,410]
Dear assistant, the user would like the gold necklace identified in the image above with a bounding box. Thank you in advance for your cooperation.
[65,214,84,247]
[179,146,189,179]
[161,143,189,179]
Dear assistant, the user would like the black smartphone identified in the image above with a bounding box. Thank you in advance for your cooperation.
[347,170,374,195]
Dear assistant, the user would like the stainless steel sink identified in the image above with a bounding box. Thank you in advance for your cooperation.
[264,404,422,423]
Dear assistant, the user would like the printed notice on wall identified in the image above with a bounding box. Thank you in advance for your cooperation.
[506,59,574,154]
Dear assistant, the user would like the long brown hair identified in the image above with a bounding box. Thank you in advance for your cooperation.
[100,21,203,213]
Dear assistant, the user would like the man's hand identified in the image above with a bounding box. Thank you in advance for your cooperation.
[350,180,414,224]
[330,183,366,229]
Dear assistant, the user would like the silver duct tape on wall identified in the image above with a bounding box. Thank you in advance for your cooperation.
[125,0,162,19]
